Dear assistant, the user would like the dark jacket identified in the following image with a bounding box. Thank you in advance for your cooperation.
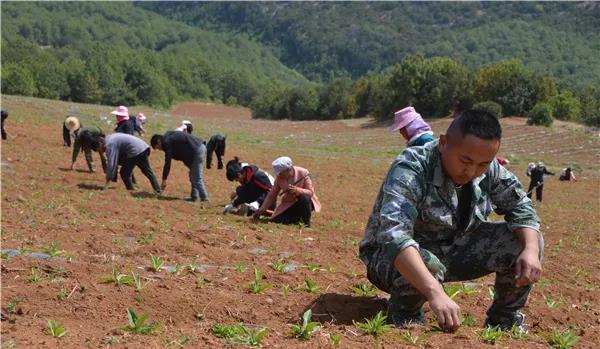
[114,118,136,135]
[206,134,226,169]
[528,165,554,184]
[161,131,204,180]
[72,126,105,163]
[233,165,273,207]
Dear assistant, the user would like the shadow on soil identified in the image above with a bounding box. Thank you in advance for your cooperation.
[58,167,92,173]
[131,192,180,201]
[303,293,388,325]
[77,183,105,191]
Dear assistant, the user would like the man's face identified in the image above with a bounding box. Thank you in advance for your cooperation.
[439,133,500,185]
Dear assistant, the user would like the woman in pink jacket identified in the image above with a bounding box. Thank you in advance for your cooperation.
[253,156,321,227]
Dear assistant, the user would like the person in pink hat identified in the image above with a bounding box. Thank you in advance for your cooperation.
[135,113,147,136]
[389,106,435,147]
[111,106,135,135]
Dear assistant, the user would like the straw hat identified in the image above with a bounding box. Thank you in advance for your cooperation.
[64,116,80,132]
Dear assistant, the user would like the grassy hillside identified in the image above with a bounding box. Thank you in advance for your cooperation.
[138,2,600,87]
[1,2,308,108]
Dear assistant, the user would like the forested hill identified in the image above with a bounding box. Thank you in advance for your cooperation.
[1,2,308,108]
[138,2,600,87]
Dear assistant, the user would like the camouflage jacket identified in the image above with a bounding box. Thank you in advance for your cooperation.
[359,140,540,265]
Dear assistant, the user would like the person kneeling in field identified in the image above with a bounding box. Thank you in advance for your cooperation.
[252,156,321,227]
[360,110,543,333]
[150,131,209,202]
[70,126,107,173]
[63,116,81,147]
[91,133,161,193]
[224,156,274,215]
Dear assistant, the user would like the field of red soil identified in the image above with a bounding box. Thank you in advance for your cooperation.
[1,95,599,348]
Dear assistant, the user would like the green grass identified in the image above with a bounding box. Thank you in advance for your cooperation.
[212,323,270,346]
[542,328,580,349]
[47,320,67,338]
[353,311,391,337]
[118,309,160,335]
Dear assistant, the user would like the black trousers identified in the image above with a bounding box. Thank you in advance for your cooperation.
[527,181,543,202]
[271,195,313,227]
[120,149,160,192]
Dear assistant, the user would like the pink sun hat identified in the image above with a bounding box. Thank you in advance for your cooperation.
[388,106,421,132]
[110,106,130,122]
[136,113,146,122]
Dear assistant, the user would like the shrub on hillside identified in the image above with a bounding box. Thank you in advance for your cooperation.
[551,91,581,121]
[473,101,503,118]
[527,103,554,127]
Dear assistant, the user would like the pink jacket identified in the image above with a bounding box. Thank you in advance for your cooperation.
[260,166,321,218]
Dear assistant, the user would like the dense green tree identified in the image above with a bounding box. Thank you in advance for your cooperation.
[1,63,37,96]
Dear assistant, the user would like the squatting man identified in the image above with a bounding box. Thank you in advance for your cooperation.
[360,110,543,333]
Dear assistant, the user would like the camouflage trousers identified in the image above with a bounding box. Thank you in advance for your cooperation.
[365,221,544,321]
[84,148,107,173]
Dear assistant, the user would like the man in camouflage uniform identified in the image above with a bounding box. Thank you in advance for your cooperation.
[360,110,543,332]
[70,126,107,173]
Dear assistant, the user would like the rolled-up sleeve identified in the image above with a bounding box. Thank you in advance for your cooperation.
[489,161,540,232]
[376,164,424,262]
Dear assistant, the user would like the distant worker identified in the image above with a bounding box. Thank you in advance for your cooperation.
[224,156,274,215]
[206,134,227,169]
[135,113,147,136]
[91,133,160,193]
[1,109,8,140]
[253,156,321,227]
[111,106,136,135]
[63,116,81,147]
[389,106,435,147]
[150,131,209,202]
[527,162,554,202]
[559,167,577,182]
[175,120,193,134]
[70,126,107,173]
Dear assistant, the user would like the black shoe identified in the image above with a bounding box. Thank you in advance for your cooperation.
[184,196,198,202]
[389,309,426,328]
[484,311,525,334]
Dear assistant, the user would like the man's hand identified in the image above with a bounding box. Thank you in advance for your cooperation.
[515,247,542,287]
[287,185,300,196]
[161,180,167,191]
[427,290,461,331]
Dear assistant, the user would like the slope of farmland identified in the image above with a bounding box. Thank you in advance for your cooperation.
[1,96,599,348]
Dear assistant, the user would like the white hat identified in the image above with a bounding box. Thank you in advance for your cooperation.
[272,156,293,176]
[182,120,192,125]
[64,116,80,132]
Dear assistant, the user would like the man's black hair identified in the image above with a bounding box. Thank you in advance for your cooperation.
[447,109,502,141]
[150,134,164,147]
[90,137,105,151]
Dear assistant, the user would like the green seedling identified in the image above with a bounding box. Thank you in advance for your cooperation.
[105,337,119,345]
[329,333,342,346]
[270,258,287,272]
[303,263,321,272]
[29,267,44,282]
[100,266,132,287]
[212,323,270,346]
[118,309,160,335]
[137,233,154,245]
[353,311,391,337]
[47,319,67,338]
[187,257,201,273]
[150,255,164,272]
[289,309,319,340]
[131,273,147,291]
[58,288,68,301]
[398,330,429,345]
[544,295,565,308]
[300,279,320,293]
[165,335,192,346]
[461,313,477,327]
[7,297,22,314]
[480,326,503,344]
[543,328,579,349]
[248,269,271,294]
[510,323,530,340]
[282,284,290,297]
[3,339,15,349]
[43,242,66,257]
[234,263,248,273]
[196,276,210,289]
[444,283,477,299]
[351,283,377,297]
